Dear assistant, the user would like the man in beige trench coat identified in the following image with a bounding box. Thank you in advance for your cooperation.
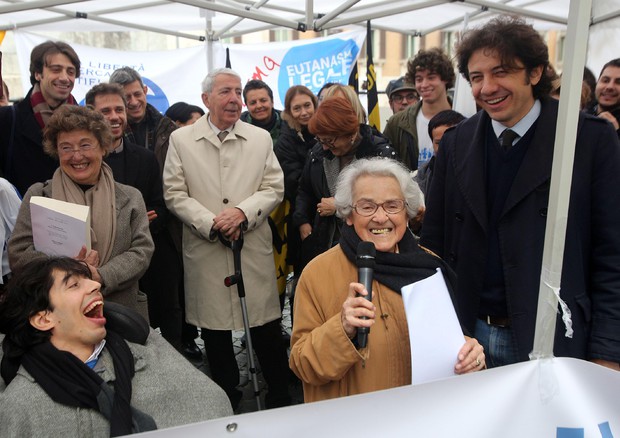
[163,68,291,409]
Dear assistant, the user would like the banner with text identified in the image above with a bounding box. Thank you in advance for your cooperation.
[214,30,365,108]
[139,358,620,437]
[15,30,365,113]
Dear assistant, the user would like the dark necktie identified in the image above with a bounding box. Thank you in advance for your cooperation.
[217,130,228,142]
[500,129,519,153]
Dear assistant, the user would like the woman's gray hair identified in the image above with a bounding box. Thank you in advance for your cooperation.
[334,157,422,219]
[201,68,241,93]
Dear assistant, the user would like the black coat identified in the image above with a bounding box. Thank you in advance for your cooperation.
[274,120,316,205]
[104,139,182,339]
[0,89,60,196]
[421,98,620,363]
[104,139,168,235]
[274,121,317,268]
[293,124,397,269]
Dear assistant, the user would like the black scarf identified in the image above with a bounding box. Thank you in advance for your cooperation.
[250,110,278,132]
[19,331,156,436]
[339,224,457,297]
[126,104,161,151]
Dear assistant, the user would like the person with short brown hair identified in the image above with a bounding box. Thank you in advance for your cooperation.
[0,40,80,196]
[591,58,620,135]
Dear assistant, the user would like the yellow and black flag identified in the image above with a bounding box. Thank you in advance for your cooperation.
[348,59,359,94]
[366,20,380,131]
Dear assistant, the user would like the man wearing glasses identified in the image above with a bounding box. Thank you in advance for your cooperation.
[385,76,418,115]
[384,48,454,171]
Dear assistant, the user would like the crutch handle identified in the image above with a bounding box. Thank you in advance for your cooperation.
[217,229,244,251]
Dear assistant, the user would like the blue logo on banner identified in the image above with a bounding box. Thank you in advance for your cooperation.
[78,76,170,114]
[277,38,359,99]
[142,77,170,114]
[557,422,614,438]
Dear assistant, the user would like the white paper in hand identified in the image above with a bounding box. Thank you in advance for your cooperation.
[401,268,464,385]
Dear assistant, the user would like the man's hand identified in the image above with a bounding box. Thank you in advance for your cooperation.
[591,358,620,371]
[598,111,619,130]
[212,208,247,240]
[299,223,312,241]
[147,210,158,223]
[316,197,336,217]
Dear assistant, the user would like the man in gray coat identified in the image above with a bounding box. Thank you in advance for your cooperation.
[0,257,232,436]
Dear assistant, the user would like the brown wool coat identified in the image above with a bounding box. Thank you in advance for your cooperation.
[290,245,412,403]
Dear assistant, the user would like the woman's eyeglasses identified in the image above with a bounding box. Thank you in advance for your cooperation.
[315,136,339,148]
[59,143,97,156]
[352,199,407,216]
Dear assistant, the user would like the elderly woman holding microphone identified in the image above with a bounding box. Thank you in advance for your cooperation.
[8,105,153,317]
[290,157,484,403]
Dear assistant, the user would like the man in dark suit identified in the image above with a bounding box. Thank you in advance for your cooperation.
[86,83,183,352]
[421,16,620,370]
[0,41,80,196]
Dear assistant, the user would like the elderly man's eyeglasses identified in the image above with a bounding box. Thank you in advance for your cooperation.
[353,199,407,216]
[391,93,417,103]
[59,143,97,156]
[316,136,339,148]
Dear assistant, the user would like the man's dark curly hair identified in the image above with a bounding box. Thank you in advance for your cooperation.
[0,257,92,385]
[455,15,553,99]
[405,48,456,89]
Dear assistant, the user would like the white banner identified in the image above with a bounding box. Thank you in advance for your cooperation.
[139,358,619,437]
[14,30,365,113]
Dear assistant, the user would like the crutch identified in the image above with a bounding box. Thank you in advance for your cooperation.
[218,230,263,411]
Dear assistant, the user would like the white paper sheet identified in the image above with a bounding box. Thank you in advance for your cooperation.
[401,268,464,385]
[30,197,90,257]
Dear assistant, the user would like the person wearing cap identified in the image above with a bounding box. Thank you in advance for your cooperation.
[386,76,418,114]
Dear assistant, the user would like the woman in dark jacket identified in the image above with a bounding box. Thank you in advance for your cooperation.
[275,86,318,270]
[293,97,397,272]
[275,86,318,206]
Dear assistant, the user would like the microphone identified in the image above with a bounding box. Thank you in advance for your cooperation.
[356,241,376,348]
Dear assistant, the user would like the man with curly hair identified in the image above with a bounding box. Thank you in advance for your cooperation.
[421,16,620,370]
[384,48,454,171]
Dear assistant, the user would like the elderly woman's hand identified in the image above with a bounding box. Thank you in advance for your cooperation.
[75,246,100,267]
[316,197,336,217]
[341,282,376,339]
[75,246,102,284]
[454,336,485,374]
